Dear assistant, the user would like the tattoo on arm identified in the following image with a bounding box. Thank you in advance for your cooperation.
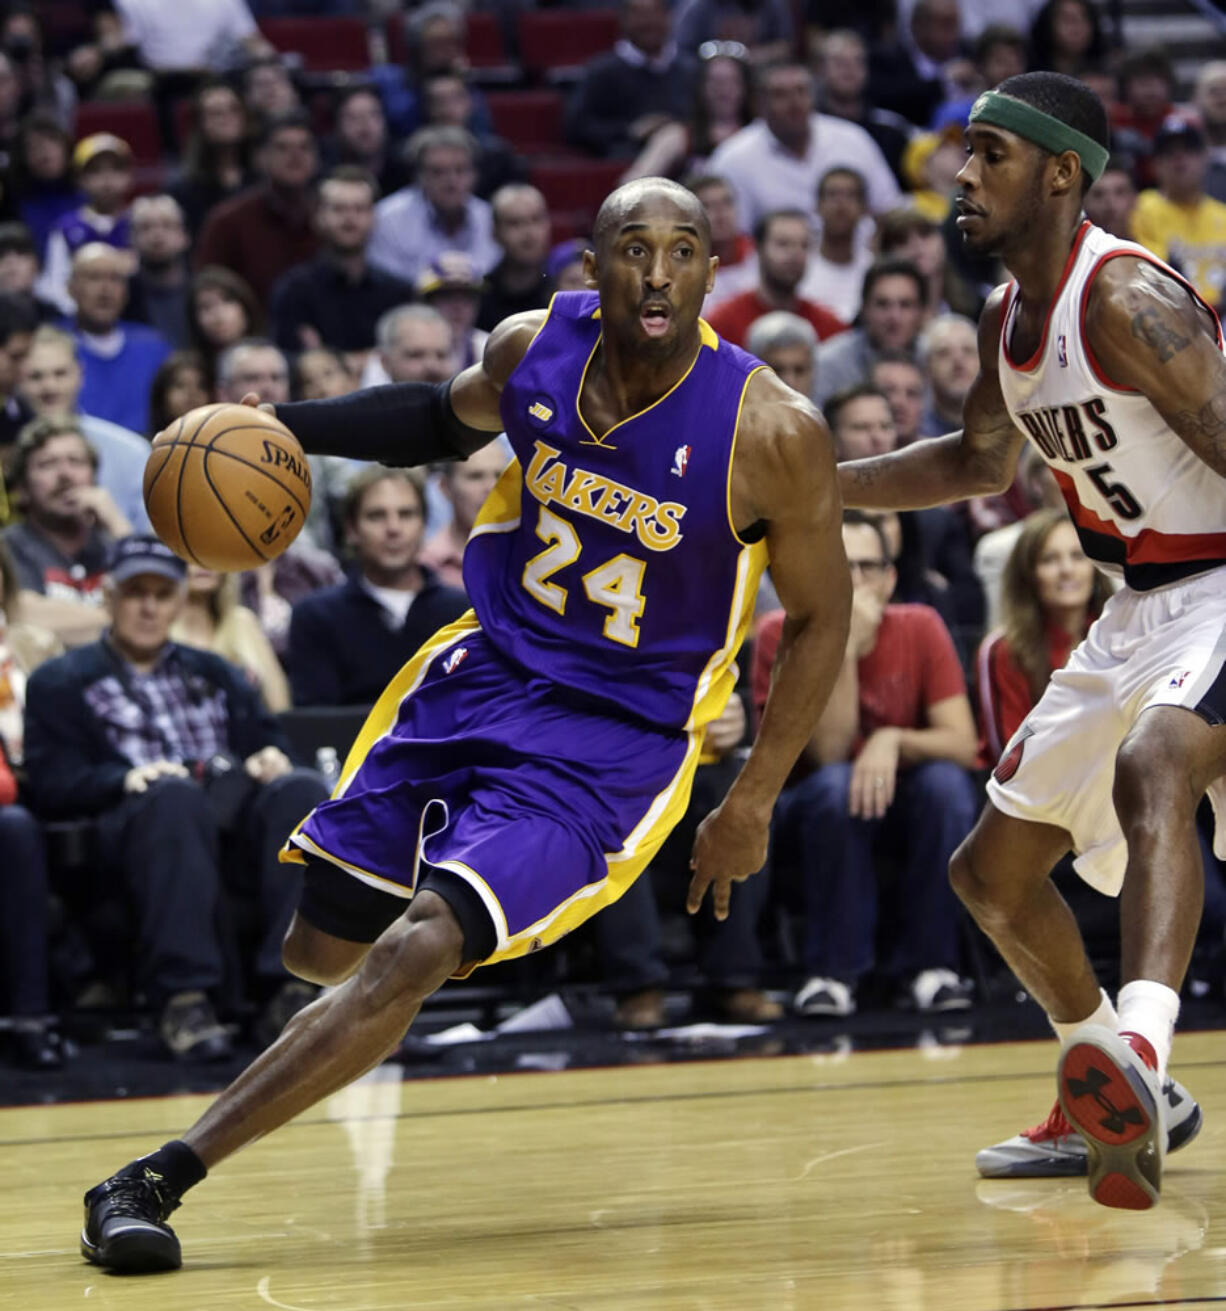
[1172,393,1226,443]
[1130,306,1191,362]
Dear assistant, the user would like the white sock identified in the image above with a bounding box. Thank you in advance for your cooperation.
[1118,979,1180,1083]
[1049,988,1117,1049]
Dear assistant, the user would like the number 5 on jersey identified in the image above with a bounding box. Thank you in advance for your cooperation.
[522,505,647,647]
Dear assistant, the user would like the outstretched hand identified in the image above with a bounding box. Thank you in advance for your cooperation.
[686,795,770,921]
[239,391,277,417]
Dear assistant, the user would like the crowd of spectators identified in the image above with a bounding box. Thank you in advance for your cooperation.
[1,0,1225,1068]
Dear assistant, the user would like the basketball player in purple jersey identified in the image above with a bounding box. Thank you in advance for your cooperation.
[841,72,1226,1210]
[79,178,852,1271]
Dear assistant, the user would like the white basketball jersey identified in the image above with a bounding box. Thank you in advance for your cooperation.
[997,219,1226,590]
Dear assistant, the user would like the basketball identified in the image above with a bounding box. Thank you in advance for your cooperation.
[143,403,312,572]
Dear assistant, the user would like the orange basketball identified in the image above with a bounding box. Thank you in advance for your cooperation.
[143,403,312,571]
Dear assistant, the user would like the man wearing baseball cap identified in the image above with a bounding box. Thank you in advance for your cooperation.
[35,133,133,315]
[415,251,487,369]
[1133,113,1226,309]
[22,532,329,1061]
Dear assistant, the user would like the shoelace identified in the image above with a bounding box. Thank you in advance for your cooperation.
[99,1171,179,1221]
[1021,1100,1075,1143]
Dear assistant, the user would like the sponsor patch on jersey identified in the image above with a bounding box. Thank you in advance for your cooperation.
[526,396,555,428]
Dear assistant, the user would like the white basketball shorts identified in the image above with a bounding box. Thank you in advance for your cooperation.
[986,565,1226,895]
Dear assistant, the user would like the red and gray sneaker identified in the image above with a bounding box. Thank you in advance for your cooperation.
[976,1067,1201,1179]
[1057,1025,1165,1210]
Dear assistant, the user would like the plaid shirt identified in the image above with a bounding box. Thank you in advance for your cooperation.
[83,641,231,768]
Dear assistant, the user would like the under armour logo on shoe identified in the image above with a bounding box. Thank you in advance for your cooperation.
[1067,1064,1146,1135]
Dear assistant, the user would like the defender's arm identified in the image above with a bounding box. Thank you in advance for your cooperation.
[839,288,1027,509]
[1085,258,1226,479]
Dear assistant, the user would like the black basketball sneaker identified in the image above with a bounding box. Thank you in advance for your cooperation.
[81,1160,183,1272]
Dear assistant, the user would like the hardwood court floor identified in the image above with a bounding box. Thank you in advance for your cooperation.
[4,1033,1226,1310]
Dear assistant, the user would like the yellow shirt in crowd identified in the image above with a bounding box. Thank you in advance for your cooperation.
[1132,189,1226,309]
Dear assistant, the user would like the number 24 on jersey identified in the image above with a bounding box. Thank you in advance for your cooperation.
[521,505,647,647]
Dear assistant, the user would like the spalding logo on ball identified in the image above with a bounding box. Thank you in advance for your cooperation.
[143,403,313,572]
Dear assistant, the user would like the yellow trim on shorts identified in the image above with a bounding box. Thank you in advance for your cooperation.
[279,611,482,861]
[446,727,706,972]
[289,830,415,898]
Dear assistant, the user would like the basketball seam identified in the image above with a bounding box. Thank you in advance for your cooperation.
[168,407,219,567]
[143,415,185,500]
[198,446,310,520]
[174,445,204,567]
[200,454,272,566]
[142,445,174,501]
[183,405,224,447]
[155,440,310,521]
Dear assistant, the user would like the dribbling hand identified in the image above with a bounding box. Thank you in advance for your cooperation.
[686,795,769,921]
[239,391,278,417]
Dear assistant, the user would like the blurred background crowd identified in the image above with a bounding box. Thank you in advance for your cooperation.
[2,0,1226,1071]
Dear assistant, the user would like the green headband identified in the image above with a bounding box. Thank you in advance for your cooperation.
[969,90,1109,183]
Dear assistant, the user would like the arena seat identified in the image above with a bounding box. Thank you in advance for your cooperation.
[464,11,510,70]
[517,9,619,81]
[38,1,93,57]
[258,17,372,73]
[277,706,370,770]
[530,159,625,231]
[74,100,162,167]
[385,10,514,77]
[485,90,565,156]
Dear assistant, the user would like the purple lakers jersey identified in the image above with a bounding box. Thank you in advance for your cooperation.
[463,290,768,731]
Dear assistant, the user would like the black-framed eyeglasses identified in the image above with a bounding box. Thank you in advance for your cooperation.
[698,40,749,61]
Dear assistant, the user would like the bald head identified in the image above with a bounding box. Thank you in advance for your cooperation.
[72,242,129,276]
[585,176,716,359]
[593,178,711,256]
[68,242,131,333]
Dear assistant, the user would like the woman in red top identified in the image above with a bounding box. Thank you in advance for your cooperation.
[975,508,1113,766]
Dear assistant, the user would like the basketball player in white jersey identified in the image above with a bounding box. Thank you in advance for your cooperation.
[841,71,1226,1211]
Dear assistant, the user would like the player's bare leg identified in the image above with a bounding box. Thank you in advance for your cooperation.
[1114,707,1226,997]
[184,892,464,1165]
[81,892,466,1270]
[1050,709,1225,1210]
[280,912,373,988]
[949,804,1098,1021]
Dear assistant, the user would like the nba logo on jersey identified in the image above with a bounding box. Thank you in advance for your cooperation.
[671,444,691,477]
[1057,335,1068,367]
[1170,669,1192,688]
[443,647,469,674]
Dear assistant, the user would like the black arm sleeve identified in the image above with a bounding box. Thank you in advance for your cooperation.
[273,380,499,467]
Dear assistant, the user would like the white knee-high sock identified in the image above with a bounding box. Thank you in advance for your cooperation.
[1118,979,1180,1083]
[1049,988,1117,1048]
